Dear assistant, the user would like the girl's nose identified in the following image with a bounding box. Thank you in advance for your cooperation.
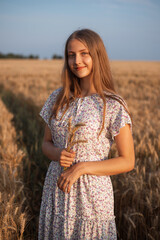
[74,54,81,64]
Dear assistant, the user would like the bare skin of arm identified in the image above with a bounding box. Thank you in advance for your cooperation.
[57,124,135,193]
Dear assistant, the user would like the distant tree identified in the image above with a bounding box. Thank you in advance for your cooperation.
[0,52,6,59]
[52,54,63,59]
[28,54,39,59]
[0,52,39,59]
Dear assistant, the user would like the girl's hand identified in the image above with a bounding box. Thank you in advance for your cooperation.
[59,149,75,168]
[57,163,83,193]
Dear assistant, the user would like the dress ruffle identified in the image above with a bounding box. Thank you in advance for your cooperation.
[39,213,117,240]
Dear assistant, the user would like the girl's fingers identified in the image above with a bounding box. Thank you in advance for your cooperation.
[59,159,73,166]
[60,156,74,162]
[67,182,71,193]
[59,159,73,167]
[62,179,70,192]
[61,163,71,167]
[57,173,70,192]
[61,150,75,158]
[57,175,62,186]
[59,157,74,167]
[67,179,74,193]
[70,150,76,154]
[59,149,76,167]
[57,176,65,189]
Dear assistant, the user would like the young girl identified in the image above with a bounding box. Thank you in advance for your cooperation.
[38,29,135,240]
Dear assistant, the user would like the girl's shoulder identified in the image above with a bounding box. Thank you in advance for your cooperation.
[39,87,63,127]
[104,91,128,111]
[103,92,132,139]
[42,87,63,108]
[50,87,63,98]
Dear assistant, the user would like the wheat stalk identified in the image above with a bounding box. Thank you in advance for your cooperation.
[64,117,88,170]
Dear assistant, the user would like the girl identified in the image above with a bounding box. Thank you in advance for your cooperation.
[38,29,135,240]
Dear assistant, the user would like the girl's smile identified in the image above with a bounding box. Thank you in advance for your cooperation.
[67,39,93,79]
[75,66,86,71]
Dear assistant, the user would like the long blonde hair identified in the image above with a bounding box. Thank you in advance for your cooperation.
[51,29,131,137]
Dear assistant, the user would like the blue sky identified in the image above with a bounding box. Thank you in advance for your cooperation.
[0,0,160,60]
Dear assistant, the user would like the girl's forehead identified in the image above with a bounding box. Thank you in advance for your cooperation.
[67,39,88,52]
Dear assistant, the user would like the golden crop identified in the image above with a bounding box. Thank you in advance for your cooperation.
[0,59,159,239]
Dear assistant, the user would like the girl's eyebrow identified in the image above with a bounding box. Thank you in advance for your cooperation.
[68,49,88,53]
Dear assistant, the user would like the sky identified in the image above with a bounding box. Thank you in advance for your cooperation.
[0,0,160,60]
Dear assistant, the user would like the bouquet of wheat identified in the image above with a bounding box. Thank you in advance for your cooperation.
[64,117,87,171]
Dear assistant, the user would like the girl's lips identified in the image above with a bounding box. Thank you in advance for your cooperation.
[75,66,86,71]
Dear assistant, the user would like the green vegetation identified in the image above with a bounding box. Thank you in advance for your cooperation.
[0,52,39,59]
[52,54,63,59]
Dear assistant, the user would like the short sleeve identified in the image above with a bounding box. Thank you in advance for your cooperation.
[108,99,132,140]
[39,87,62,128]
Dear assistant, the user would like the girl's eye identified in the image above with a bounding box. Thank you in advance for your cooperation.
[81,52,88,55]
[68,52,89,58]
[68,54,75,58]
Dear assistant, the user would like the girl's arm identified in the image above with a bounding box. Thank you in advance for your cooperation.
[42,125,75,167]
[58,124,135,193]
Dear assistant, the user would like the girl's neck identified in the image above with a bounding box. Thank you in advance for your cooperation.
[79,76,97,97]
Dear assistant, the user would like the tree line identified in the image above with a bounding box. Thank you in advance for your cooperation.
[0,52,39,59]
[0,52,63,59]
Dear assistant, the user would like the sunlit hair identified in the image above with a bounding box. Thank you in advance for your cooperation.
[51,28,131,137]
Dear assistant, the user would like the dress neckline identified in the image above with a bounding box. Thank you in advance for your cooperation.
[76,93,100,99]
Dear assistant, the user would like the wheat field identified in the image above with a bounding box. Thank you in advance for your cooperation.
[0,59,159,240]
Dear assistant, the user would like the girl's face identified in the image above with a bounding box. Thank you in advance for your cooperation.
[67,39,93,79]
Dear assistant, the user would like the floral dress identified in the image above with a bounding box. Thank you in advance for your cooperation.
[38,87,132,240]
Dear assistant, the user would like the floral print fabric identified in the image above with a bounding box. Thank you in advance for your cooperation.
[38,88,132,240]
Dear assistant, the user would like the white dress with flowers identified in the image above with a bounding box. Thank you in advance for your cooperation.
[38,87,132,240]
